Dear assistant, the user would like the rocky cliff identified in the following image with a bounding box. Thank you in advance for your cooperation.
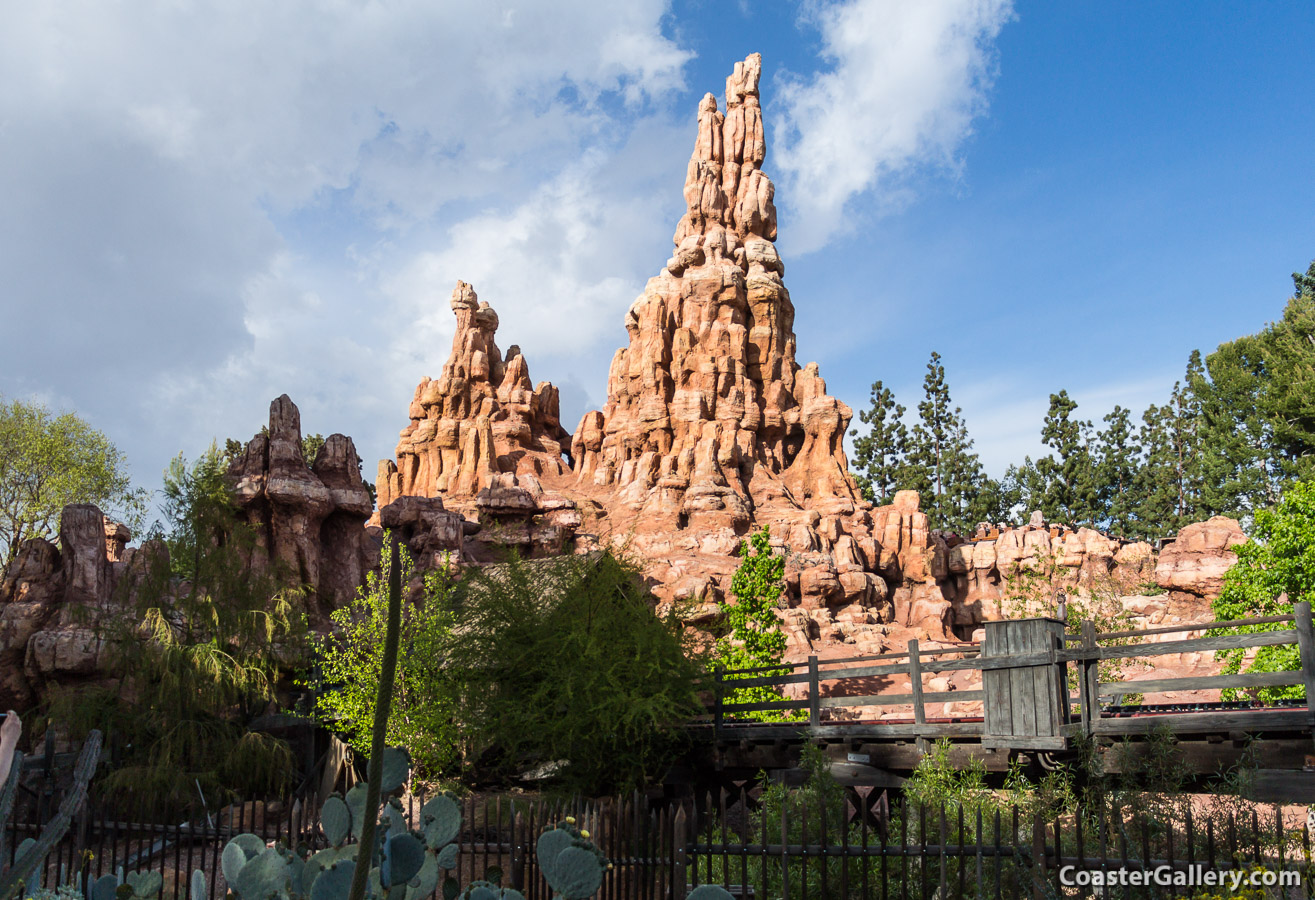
[370,54,1237,669]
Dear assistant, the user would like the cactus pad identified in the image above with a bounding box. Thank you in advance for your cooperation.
[309,860,355,900]
[190,870,207,900]
[534,828,573,884]
[126,870,163,898]
[405,852,440,900]
[548,846,604,900]
[420,795,460,851]
[222,841,250,885]
[234,833,267,860]
[320,796,351,847]
[345,784,370,840]
[379,747,411,794]
[686,887,736,900]
[382,833,425,888]
[459,881,498,900]
[234,847,291,900]
[92,873,119,900]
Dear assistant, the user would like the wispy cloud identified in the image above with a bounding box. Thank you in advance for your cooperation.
[773,0,1014,253]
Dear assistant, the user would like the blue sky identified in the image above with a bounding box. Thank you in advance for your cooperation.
[2,1,1313,525]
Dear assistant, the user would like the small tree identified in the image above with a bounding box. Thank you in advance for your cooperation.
[713,527,799,722]
[52,445,300,805]
[311,540,458,777]
[0,397,148,562]
[1211,479,1315,702]
[440,551,702,793]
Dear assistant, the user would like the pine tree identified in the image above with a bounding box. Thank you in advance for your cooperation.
[1034,391,1099,525]
[1094,405,1141,536]
[904,352,987,533]
[850,380,910,506]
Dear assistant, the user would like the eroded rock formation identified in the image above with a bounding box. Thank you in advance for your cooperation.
[229,395,378,615]
[572,52,858,529]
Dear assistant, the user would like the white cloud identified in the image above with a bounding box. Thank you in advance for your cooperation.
[773,0,1014,253]
[0,0,693,508]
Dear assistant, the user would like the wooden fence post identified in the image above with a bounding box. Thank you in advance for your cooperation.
[1081,619,1099,735]
[1295,601,1315,752]
[713,666,725,743]
[510,811,524,892]
[672,806,689,900]
[807,656,820,728]
[908,640,925,725]
[1031,811,1047,900]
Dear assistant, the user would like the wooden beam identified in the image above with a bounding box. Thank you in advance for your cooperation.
[1097,670,1303,696]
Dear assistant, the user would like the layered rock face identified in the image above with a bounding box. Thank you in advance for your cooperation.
[376,282,582,560]
[0,394,382,708]
[371,53,1235,667]
[572,53,858,530]
[0,506,145,708]
[229,395,379,616]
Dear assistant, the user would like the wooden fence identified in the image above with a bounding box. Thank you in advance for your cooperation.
[697,602,1315,751]
[7,787,1313,899]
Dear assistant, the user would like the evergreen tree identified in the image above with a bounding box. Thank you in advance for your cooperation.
[1191,267,1315,520]
[850,380,910,506]
[904,352,988,533]
[1034,391,1099,525]
[1094,405,1141,536]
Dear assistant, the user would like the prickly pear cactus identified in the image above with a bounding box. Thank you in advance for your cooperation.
[535,819,609,900]
[685,887,735,900]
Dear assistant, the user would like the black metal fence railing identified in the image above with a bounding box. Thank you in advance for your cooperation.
[6,788,1313,900]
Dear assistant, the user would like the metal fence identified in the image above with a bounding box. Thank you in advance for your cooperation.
[6,787,1312,899]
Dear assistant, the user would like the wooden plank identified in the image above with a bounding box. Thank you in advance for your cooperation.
[1097,670,1304,696]
[1294,602,1315,745]
[981,735,1068,751]
[1092,708,1309,736]
[692,721,987,741]
[1081,620,1098,735]
[719,699,809,713]
[817,690,985,708]
[982,622,1011,739]
[1243,769,1315,804]
[808,655,820,728]
[1092,613,1295,642]
[713,671,812,689]
[1009,620,1037,738]
[909,640,926,726]
[1061,629,1299,662]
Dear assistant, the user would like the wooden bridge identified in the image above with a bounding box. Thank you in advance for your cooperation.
[681,602,1315,803]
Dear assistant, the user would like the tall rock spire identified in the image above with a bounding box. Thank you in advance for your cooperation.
[571,53,860,531]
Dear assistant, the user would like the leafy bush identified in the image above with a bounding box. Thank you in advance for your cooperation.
[1211,478,1315,702]
[310,539,458,778]
[710,527,801,722]
[439,550,703,794]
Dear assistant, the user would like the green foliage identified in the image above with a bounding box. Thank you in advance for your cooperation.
[710,528,799,723]
[1210,479,1315,702]
[850,380,909,506]
[50,445,300,805]
[311,540,458,777]
[903,352,992,532]
[0,397,148,562]
[440,551,703,793]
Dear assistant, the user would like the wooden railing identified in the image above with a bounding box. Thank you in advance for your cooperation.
[695,601,1315,749]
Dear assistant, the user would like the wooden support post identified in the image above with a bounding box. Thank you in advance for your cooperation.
[908,640,926,727]
[1081,620,1099,736]
[1294,601,1315,751]
[673,805,689,900]
[808,655,820,728]
[510,811,524,891]
[714,666,724,744]
[1031,811,1048,900]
